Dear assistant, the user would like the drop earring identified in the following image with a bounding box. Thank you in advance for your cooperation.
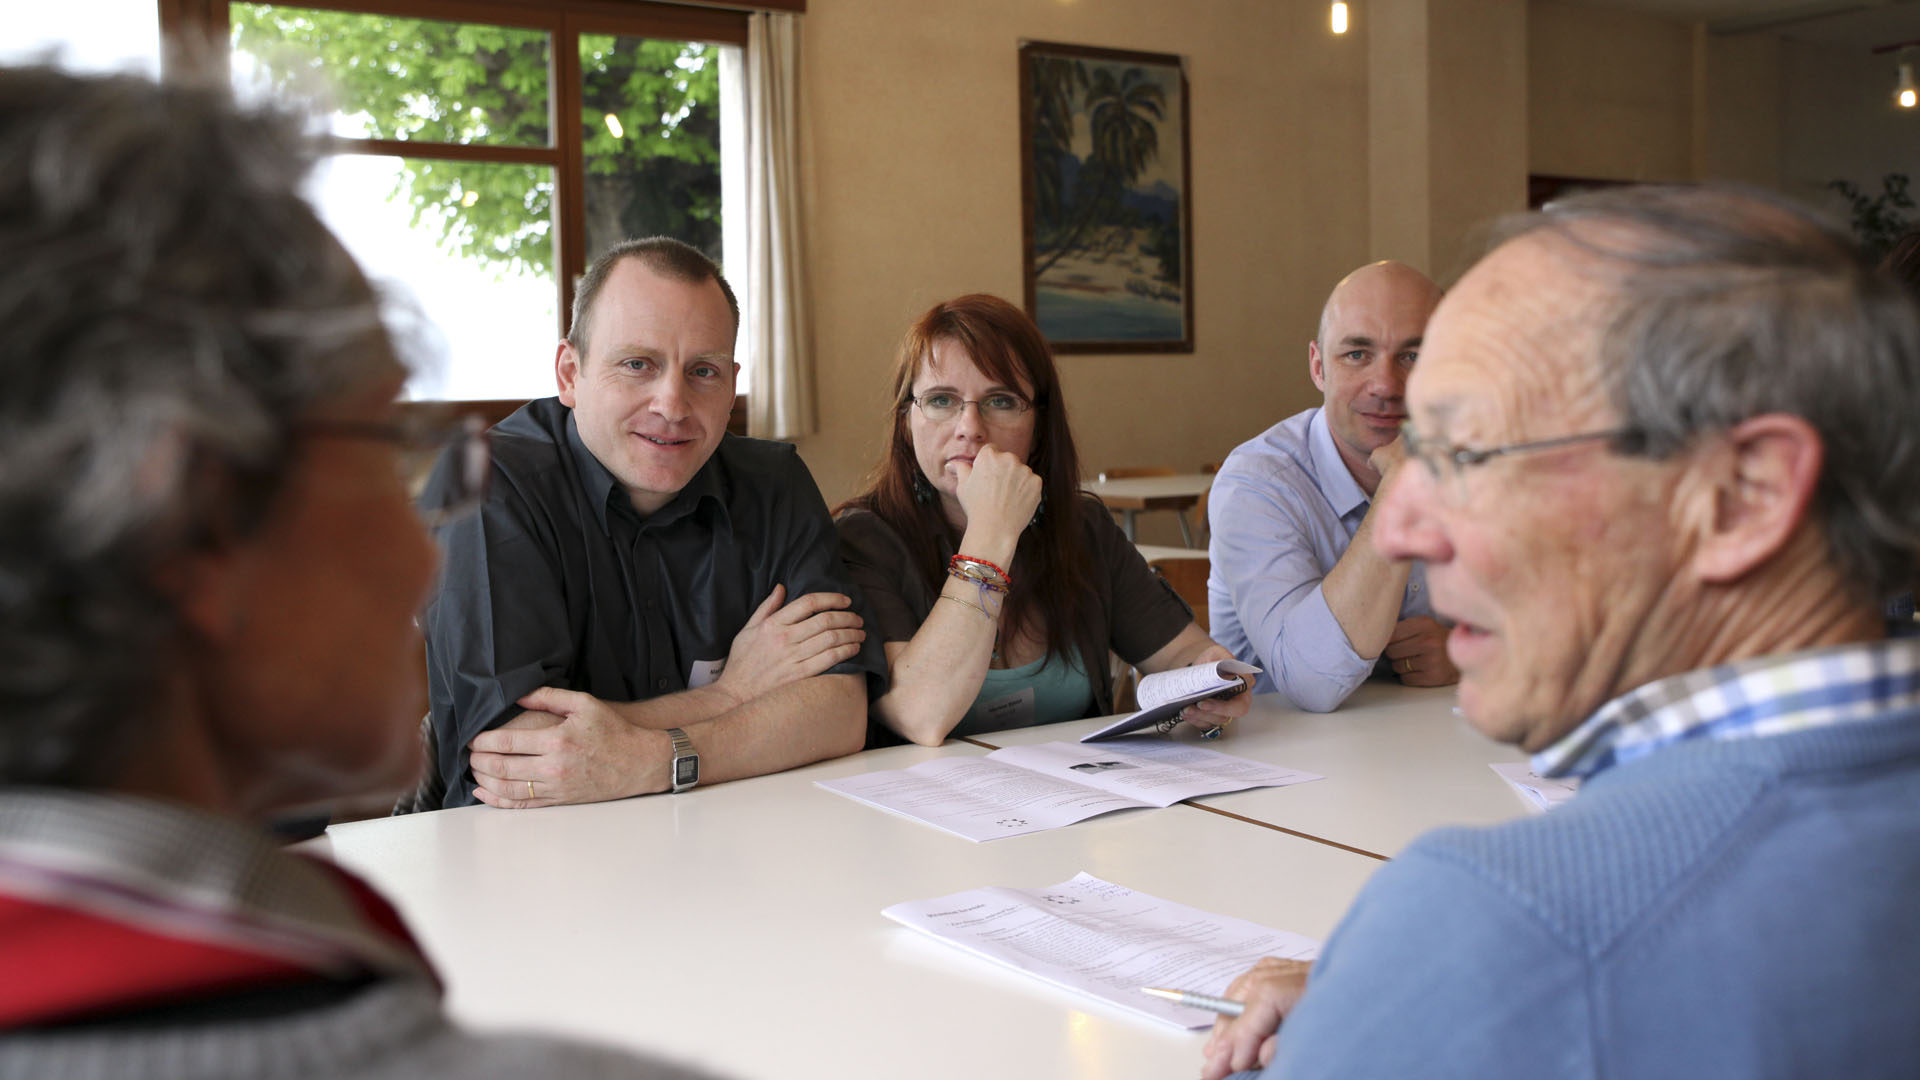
[912,470,936,504]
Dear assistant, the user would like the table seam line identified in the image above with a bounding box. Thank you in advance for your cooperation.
[957,735,1390,862]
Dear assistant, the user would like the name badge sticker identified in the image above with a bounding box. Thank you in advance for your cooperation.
[687,658,728,689]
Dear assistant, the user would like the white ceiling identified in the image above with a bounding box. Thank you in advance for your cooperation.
[1558,0,1920,50]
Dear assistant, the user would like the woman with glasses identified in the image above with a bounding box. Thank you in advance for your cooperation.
[836,294,1251,746]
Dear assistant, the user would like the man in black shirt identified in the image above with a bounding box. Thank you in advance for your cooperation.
[422,237,884,809]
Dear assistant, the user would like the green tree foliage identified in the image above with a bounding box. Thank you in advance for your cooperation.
[231,5,722,279]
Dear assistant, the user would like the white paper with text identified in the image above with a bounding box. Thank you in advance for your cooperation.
[1489,762,1580,813]
[815,742,1320,842]
[882,872,1319,1028]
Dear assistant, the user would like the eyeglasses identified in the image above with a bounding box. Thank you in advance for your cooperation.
[908,391,1035,426]
[302,412,491,526]
[1400,421,1641,501]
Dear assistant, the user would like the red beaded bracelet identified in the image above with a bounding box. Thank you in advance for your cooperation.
[948,553,1013,592]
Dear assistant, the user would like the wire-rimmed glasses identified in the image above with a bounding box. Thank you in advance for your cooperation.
[908,391,1035,426]
[303,411,491,526]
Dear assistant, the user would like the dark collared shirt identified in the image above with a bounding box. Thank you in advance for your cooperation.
[421,398,886,808]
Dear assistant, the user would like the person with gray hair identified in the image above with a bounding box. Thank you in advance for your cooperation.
[1200,185,1920,1079]
[0,65,712,1078]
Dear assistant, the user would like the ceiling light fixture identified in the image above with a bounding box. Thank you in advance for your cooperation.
[1872,40,1920,110]
[1331,2,1349,34]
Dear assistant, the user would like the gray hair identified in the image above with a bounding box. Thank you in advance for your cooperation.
[0,67,397,784]
[1499,184,1920,602]
[566,235,738,357]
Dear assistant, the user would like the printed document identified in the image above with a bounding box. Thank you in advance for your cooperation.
[1082,660,1261,741]
[1489,762,1580,813]
[883,872,1319,1029]
[816,740,1320,842]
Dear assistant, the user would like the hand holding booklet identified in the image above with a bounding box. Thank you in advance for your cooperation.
[816,739,1320,842]
[1081,659,1261,741]
[883,872,1319,1028]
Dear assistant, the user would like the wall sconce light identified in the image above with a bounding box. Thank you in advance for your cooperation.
[1898,53,1917,109]
[1332,2,1349,35]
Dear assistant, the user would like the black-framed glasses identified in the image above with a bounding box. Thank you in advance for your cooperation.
[908,391,1035,425]
[1400,421,1641,501]
[302,412,491,526]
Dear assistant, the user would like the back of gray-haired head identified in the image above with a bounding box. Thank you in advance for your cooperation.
[1497,184,1920,602]
[0,67,396,785]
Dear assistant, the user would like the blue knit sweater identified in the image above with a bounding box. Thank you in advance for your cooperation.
[1255,712,1920,1079]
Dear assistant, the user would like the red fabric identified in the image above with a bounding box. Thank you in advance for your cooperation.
[0,859,434,1028]
[0,893,315,1027]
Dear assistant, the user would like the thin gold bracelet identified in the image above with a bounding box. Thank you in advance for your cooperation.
[938,593,996,620]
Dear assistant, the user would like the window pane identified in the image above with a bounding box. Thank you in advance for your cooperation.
[580,35,742,385]
[308,155,558,401]
[4,1,160,75]
[231,4,551,147]
[579,36,724,263]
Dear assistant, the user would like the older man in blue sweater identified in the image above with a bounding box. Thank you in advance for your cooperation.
[1202,185,1920,1080]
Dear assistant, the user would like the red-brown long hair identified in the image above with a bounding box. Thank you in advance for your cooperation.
[843,294,1094,665]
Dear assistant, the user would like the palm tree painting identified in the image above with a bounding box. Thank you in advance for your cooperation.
[1020,42,1191,353]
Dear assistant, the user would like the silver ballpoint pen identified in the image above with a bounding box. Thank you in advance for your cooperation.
[1140,986,1245,1017]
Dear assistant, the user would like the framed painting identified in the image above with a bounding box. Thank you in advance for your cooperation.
[1019,40,1193,353]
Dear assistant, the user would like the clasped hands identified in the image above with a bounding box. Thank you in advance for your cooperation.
[468,583,865,808]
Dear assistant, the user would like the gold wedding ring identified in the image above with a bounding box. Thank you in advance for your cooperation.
[525,779,535,800]
[1398,658,1412,675]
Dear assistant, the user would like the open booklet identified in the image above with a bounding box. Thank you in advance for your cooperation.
[816,740,1320,842]
[1081,659,1261,741]
[883,872,1319,1029]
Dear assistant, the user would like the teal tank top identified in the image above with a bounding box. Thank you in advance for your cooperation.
[953,651,1094,738]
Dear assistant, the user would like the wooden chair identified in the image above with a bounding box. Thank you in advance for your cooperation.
[1149,552,1212,633]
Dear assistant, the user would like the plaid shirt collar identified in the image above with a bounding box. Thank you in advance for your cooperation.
[1533,637,1920,780]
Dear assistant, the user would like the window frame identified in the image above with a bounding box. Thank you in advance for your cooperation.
[161,0,761,423]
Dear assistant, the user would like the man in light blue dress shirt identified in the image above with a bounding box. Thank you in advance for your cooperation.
[1208,261,1458,711]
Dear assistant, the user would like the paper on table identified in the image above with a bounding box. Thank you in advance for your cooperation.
[1081,660,1260,741]
[1489,762,1580,813]
[883,872,1319,1029]
[815,741,1321,842]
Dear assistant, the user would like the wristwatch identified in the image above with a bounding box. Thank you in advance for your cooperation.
[667,727,699,793]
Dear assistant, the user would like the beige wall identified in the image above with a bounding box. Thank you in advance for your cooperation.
[1530,2,1694,182]
[1781,39,1920,224]
[1425,0,1528,281]
[793,0,1372,528]
[1370,0,1528,282]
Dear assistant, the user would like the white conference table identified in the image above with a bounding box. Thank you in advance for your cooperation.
[968,682,1534,860]
[1085,474,1214,544]
[310,738,1382,1080]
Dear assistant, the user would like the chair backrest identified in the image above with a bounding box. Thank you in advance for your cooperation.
[1098,465,1177,481]
[1150,554,1211,632]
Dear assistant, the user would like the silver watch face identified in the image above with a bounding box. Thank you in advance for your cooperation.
[673,754,699,789]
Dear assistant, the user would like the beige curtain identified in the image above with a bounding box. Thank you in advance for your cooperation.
[745,12,813,441]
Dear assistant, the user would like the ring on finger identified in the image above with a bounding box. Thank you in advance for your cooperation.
[525,779,535,800]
